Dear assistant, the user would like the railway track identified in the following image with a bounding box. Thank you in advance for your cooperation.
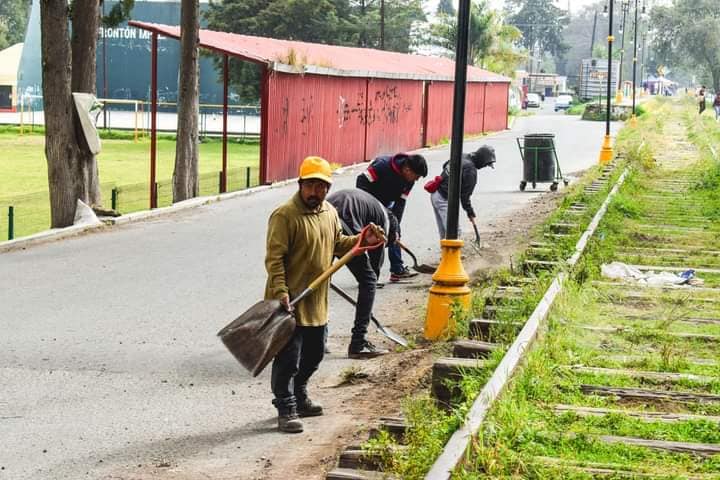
[324,101,720,479]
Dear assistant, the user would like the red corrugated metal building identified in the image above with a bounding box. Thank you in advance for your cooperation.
[130,22,510,185]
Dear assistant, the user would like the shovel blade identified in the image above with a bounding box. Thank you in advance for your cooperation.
[413,263,437,274]
[217,299,296,377]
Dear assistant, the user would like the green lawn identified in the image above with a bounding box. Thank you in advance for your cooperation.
[0,127,260,240]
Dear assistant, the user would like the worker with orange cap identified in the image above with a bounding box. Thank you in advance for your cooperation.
[264,156,384,433]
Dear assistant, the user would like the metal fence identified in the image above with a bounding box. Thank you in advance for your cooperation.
[0,166,260,241]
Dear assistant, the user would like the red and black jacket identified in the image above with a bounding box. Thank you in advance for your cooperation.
[356,153,414,224]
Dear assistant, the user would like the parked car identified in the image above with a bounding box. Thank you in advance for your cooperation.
[554,94,573,111]
[526,93,541,108]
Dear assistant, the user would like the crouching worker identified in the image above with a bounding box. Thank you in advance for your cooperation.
[426,145,495,239]
[327,189,399,358]
[265,156,385,433]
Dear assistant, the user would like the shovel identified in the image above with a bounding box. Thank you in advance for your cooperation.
[470,217,481,247]
[396,240,436,274]
[218,226,385,377]
[330,282,409,347]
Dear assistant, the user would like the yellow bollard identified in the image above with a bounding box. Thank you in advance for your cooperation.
[599,134,614,165]
[615,90,624,105]
[424,239,471,340]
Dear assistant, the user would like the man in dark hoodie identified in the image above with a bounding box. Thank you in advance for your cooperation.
[429,145,496,239]
[327,189,399,358]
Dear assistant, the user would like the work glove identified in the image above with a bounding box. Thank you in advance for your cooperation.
[361,222,386,247]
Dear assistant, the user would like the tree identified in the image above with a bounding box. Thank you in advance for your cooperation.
[480,20,525,77]
[436,0,455,16]
[173,0,200,202]
[506,0,569,70]
[0,0,31,50]
[39,0,133,227]
[205,0,425,102]
[651,1,720,92]
[429,1,494,65]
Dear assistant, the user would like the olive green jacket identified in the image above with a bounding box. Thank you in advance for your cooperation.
[264,192,358,327]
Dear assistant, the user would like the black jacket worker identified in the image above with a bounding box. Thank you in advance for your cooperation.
[430,145,495,238]
[356,153,427,282]
[327,189,398,358]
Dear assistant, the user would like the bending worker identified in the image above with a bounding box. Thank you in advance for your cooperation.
[265,156,384,433]
[327,189,399,358]
[356,153,427,282]
[427,145,495,239]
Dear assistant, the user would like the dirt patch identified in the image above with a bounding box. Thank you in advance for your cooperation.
[257,191,565,480]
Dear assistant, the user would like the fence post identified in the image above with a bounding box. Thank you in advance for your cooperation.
[111,188,118,211]
[246,166,251,189]
[153,182,158,209]
[8,206,14,241]
[218,171,223,194]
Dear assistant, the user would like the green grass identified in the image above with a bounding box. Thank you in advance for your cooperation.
[0,127,260,239]
[453,99,720,478]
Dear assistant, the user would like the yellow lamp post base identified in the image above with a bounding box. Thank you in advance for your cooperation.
[424,239,471,340]
[598,134,614,165]
[629,114,638,128]
[615,90,624,104]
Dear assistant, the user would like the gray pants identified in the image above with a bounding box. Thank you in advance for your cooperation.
[431,191,461,239]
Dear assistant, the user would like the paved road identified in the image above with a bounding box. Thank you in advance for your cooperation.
[0,109,618,480]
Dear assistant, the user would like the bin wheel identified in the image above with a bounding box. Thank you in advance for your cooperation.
[532,182,537,189]
[563,180,569,186]
[519,181,527,191]
[550,182,558,192]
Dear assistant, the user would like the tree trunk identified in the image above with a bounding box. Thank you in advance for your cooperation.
[40,0,82,228]
[173,0,200,202]
[71,0,102,207]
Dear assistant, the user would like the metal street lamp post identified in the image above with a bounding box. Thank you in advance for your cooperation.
[616,0,630,104]
[424,0,472,340]
[630,0,641,126]
[599,0,615,165]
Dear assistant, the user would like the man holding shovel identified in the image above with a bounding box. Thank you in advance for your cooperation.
[356,153,427,282]
[426,145,495,239]
[265,156,384,433]
[327,189,399,358]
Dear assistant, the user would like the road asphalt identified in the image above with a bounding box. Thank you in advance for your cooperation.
[0,99,619,479]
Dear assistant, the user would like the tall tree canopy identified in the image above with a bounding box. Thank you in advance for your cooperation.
[205,0,424,103]
[0,0,31,49]
[505,0,569,61]
[651,0,720,92]
[429,0,494,66]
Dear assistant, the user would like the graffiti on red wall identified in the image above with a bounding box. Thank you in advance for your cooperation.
[336,91,367,128]
[366,85,412,126]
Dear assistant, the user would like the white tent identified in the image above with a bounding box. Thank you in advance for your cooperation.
[0,43,23,110]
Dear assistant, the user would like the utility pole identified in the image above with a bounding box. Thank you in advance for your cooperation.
[590,10,598,57]
[379,0,385,50]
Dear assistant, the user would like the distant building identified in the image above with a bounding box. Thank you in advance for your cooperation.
[0,43,23,111]
[17,0,225,108]
[578,58,620,101]
[513,70,567,99]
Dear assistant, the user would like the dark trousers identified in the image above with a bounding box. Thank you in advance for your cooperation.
[388,242,404,274]
[270,325,327,412]
[346,248,383,347]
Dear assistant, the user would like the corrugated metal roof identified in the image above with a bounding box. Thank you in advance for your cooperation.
[128,21,510,83]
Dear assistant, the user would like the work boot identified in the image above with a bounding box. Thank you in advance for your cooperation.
[297,397,324,417]
[348,340,389,359]
[277,407,304,433]
[390,266,418,282]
